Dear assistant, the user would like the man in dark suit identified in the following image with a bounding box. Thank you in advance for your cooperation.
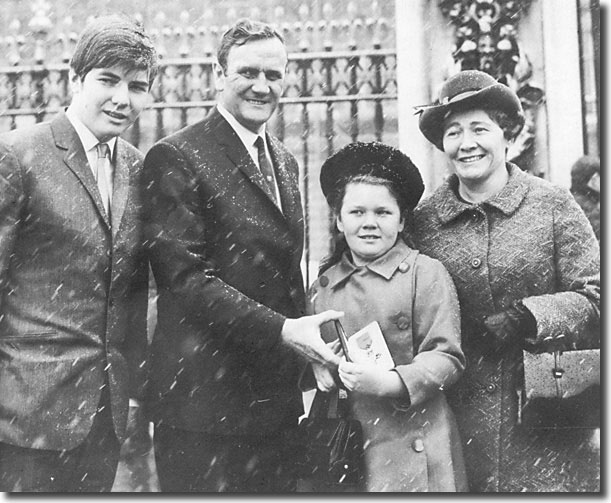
[0,15,158,492]
[142,18,342,492]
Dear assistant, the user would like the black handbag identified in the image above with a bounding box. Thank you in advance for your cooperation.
[519,349,600,429]
[296,388,364,492]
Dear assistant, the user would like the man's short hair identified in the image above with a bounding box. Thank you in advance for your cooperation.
[70,14,159,87]
[217,18,285,72]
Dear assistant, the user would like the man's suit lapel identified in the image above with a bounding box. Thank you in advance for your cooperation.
[211,109,282,210]
[51,113,111,230]
[267,133,301,225]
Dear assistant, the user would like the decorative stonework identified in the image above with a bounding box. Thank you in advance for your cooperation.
[440,0,545,164]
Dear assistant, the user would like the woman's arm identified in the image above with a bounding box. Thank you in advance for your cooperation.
[521,187,600,350]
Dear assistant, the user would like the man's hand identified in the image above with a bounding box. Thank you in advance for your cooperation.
[328,338,343,358]
[281,310,343,366]
[123,403,152,456]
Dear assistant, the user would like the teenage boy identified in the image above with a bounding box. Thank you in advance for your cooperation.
[0,14,159,492]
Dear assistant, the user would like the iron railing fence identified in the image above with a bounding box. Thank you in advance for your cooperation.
[1,0,396,64]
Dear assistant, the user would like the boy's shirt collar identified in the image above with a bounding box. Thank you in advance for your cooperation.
[65,106,117,156]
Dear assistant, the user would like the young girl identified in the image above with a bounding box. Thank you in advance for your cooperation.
[307,141,467,492]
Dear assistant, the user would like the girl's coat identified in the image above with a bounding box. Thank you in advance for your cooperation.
[308,239,467,492]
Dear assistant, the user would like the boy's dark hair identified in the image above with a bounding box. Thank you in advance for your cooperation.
[216,18,285,72]
[70,14,159,87]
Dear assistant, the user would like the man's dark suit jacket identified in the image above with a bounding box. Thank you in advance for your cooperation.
[0,113,149,450]
[142,107,306,436]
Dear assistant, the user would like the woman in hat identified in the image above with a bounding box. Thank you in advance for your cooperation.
[413,70,600,492]
[307,141,467,492]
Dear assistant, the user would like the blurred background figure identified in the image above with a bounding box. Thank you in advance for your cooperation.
[570,155,600,241]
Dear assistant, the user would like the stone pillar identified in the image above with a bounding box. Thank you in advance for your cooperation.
[395,0,434,193]
[540,0,584,187]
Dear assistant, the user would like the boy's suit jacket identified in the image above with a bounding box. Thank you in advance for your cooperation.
[142,107,306,435]
[0,112,148,450]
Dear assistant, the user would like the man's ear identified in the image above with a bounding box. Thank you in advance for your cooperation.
[213,62,225,92]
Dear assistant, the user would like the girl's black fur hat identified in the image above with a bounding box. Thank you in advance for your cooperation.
[320,141,424,211]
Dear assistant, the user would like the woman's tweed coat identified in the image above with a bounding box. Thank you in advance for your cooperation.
[413,164,600,492]
[308,239,467,492]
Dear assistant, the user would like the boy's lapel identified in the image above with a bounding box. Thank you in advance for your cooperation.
[111,140,132,237]
[51,113,111,230]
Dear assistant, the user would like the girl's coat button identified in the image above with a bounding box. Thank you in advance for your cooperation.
[412,439,425,452]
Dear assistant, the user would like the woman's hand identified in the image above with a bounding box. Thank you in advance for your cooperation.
[483,300,536,349]
[338,360,405,397]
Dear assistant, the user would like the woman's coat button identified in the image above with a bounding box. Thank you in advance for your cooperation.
[319,276,329,287]
[398,262,410,273]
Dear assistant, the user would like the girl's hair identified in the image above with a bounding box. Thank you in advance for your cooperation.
[318,175,415,275]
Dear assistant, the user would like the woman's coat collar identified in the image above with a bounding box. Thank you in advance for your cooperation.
[431,163,530,224]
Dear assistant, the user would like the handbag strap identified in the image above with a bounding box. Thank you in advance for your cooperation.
[309,389,349,419]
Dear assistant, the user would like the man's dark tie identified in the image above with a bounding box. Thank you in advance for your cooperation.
[254,136,277,204]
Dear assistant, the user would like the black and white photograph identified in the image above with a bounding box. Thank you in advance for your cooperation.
[0,0,602,494]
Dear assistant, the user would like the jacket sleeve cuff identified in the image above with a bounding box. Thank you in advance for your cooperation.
[521,293,598,349]
[389,369,412,411]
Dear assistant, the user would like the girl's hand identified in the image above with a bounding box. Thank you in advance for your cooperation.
[338,360,404,397]
[312,362,337,392]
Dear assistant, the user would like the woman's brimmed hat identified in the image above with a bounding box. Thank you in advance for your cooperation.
[320,141,424,211]
[415,70,525,151]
